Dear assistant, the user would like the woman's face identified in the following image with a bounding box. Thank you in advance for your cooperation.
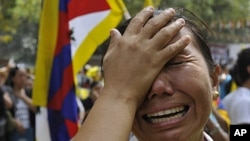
[12,69,28,88]
[132,28,219,141]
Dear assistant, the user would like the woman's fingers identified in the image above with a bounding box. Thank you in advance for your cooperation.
[103,8,190,102]
[160,35,191,61]
[123,6,154,36]
[106,29,122,51]
[151,18,186,50]
[123,7,185,52]
[141,8,175,38]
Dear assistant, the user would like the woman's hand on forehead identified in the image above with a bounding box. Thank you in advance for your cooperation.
[102,6,191,105]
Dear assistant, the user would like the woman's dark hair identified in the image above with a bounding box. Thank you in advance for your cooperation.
[5,66,19,88]
[230,64,241,86]
[173,8,216,73]
[101,8,216,74]
[232,48,250,85]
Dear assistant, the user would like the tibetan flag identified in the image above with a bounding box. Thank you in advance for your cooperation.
[46,0,78,139]
[35,0,78,140]
[33,0,58,140]
[70,0,125,80]
[143,0,161,8]
[33,0,125,141]
[33,0,125,106]
[144,0,154,7]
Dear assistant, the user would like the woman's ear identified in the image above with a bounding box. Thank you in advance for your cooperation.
[247,65,250,74]
[212,64,221,87]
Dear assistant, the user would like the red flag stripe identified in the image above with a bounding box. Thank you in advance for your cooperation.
[48,63,74,110]
[68,0,110,20]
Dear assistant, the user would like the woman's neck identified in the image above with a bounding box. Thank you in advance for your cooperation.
[13,85,23,92]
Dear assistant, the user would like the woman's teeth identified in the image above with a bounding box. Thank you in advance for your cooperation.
[144,106,188,124]
[150,112,184,123]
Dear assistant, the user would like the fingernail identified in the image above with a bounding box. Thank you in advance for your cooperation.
[176,18,185,26]
[183,35,191,44]
[145,6,154,11]
[110,29,115,37]
[165,8,175,16]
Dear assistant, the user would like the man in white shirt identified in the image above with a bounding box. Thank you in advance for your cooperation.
[222,48,250,125]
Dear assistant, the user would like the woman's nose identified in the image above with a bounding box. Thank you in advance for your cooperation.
[147,75,174,99]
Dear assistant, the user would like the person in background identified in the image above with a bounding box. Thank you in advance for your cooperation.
[86,66,102,83]
[222,48,250,126]
[218,62,232,100]
[0,68,10,104]
[89,81,103,103]
[73,6,223,141]
[0,67,10,141]
[5,66,36,141]
[80,66,103,122]
[77,65,92,89]
[81,81,103,123]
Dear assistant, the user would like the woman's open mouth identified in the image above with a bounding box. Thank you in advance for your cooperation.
[143,105,189,124]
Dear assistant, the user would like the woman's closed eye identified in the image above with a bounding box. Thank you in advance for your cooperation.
[164,53,192,68]
[165,60,185,67]
[168,61,184,66]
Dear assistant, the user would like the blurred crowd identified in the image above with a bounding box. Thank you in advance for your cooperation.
[205,48,250,141]
[76,64,104,124]
[0,62,36,141]
[0,60,104,141]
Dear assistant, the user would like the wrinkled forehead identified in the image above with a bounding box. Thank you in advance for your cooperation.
[168,27,198,49]
[169,27,215,72]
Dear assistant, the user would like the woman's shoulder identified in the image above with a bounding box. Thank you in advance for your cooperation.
[128,132,214,141]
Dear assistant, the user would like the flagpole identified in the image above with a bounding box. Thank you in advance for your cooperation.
[144,0,154,8]
[115,0,131,20]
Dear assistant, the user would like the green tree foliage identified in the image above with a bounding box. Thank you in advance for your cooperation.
[123,0,250,43]
[0,0,41,65]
